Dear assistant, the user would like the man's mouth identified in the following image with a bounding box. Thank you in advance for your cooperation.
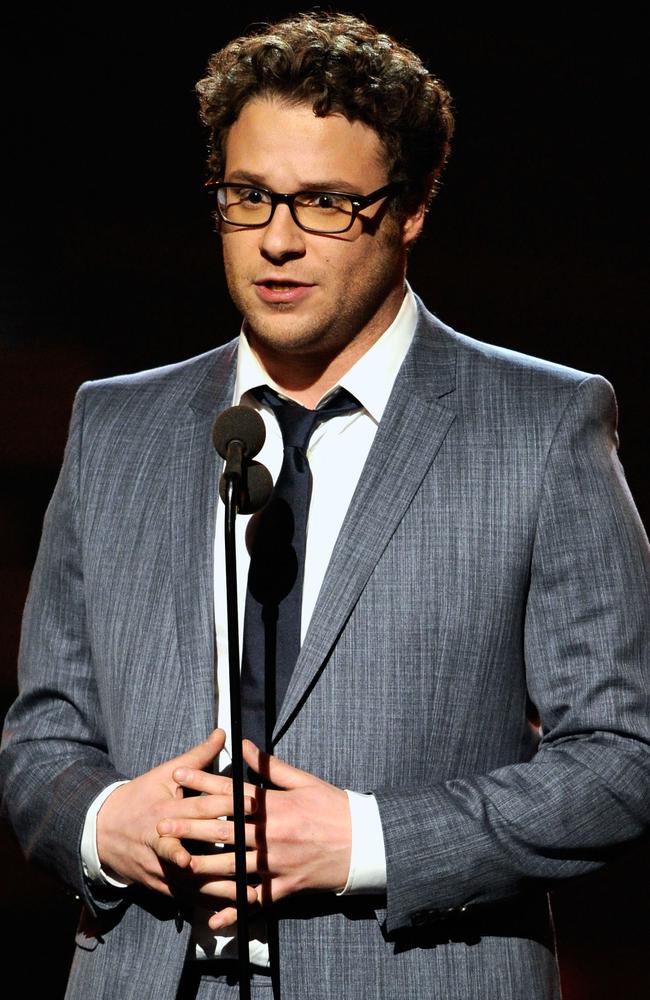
[254,279,315,304]
[256,279,312,289]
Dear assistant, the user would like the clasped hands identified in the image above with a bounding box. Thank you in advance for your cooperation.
[96,729,352,931]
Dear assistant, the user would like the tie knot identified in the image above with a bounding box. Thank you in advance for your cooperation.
[253,385,361,451]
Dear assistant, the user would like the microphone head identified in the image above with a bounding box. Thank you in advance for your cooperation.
[219,460,273,514]
[212,405,266,459]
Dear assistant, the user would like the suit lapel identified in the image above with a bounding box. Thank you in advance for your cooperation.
[169,342,237,743]
[274,306,458,740]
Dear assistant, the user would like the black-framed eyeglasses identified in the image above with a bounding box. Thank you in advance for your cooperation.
[208,182,400,234]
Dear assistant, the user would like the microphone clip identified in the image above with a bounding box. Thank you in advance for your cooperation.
[213,406,273,515]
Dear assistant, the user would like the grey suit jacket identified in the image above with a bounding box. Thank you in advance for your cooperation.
[3,299,650,1000]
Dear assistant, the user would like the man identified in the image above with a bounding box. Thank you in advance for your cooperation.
[2,12,650,1000]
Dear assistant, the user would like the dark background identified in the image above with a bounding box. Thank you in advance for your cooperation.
[1,5,648,996]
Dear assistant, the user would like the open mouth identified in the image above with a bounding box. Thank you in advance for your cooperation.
[254,279,315,303]
[257,280,311,289]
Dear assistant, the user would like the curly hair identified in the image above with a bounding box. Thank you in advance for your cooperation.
[196,12,454,215]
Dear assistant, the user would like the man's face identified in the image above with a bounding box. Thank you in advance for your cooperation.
[220,95,424,373]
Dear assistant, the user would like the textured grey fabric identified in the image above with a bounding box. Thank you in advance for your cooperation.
[2,298,650,999]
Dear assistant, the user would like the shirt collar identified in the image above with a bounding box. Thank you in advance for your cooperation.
[234,283,418,423]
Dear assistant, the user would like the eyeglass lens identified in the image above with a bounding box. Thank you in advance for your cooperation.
[217,186,355,233]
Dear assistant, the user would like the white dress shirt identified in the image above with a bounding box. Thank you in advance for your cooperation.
[82,284,418,965]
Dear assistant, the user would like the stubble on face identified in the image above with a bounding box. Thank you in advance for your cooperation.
[222,215,405,363]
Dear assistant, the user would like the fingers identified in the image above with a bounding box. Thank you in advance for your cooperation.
[156,816,257,848]
[154,835,193,869]
[205,883,260,932]
[242,739,318,790]
[172,766,256,800]
[198,880,258,905]
[254,875,294,908]
[191,849,261,880]
[209,906,238,931]
[153,730,226,797]
[156,790,256,823]
[172,729,226,771]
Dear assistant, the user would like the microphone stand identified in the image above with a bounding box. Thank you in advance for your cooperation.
[214,408,271,999]
[223,470,252,1000]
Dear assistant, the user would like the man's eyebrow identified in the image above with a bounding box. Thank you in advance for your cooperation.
[225,170,362,193]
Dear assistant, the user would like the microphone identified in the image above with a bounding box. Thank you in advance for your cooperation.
[212,406,273,514]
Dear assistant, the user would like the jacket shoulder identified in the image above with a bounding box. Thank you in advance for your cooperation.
[73,339,238,428]
[81,340,236,396]
[412,296,613,406]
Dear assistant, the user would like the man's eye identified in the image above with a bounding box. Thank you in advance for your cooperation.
[239,188,265,205]
[303,192,347,211]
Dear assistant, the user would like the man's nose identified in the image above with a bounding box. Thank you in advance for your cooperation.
[259,204,306,261]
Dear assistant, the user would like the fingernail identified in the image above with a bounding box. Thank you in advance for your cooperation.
[158,821,173,834]
[174,767,189,780]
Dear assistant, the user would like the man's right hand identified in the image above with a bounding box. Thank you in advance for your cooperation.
[95,729,255,903]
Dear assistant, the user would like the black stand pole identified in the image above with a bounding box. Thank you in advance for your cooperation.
[224,477,251,1000]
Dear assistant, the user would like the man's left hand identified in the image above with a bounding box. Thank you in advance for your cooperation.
[155,739,352,931]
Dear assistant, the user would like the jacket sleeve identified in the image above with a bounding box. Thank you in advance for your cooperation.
[0,384,127,910]
[375,375,650,934]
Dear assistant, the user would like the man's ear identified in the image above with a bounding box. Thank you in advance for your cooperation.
[400,171,439,248]
[401,199,428,249]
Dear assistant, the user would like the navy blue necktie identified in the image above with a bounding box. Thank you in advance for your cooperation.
[240,385,361,756]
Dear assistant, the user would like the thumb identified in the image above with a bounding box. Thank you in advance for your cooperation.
[242,739,318,790]
[172,728,225,771]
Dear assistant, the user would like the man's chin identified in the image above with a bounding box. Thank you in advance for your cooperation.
[245,319,331,358]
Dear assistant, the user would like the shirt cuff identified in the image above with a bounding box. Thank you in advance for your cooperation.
[338,790,387,895]
[81,780,131,887]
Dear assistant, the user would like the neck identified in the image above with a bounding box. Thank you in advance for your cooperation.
[247,285,406,409]
[250,349,357,408]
